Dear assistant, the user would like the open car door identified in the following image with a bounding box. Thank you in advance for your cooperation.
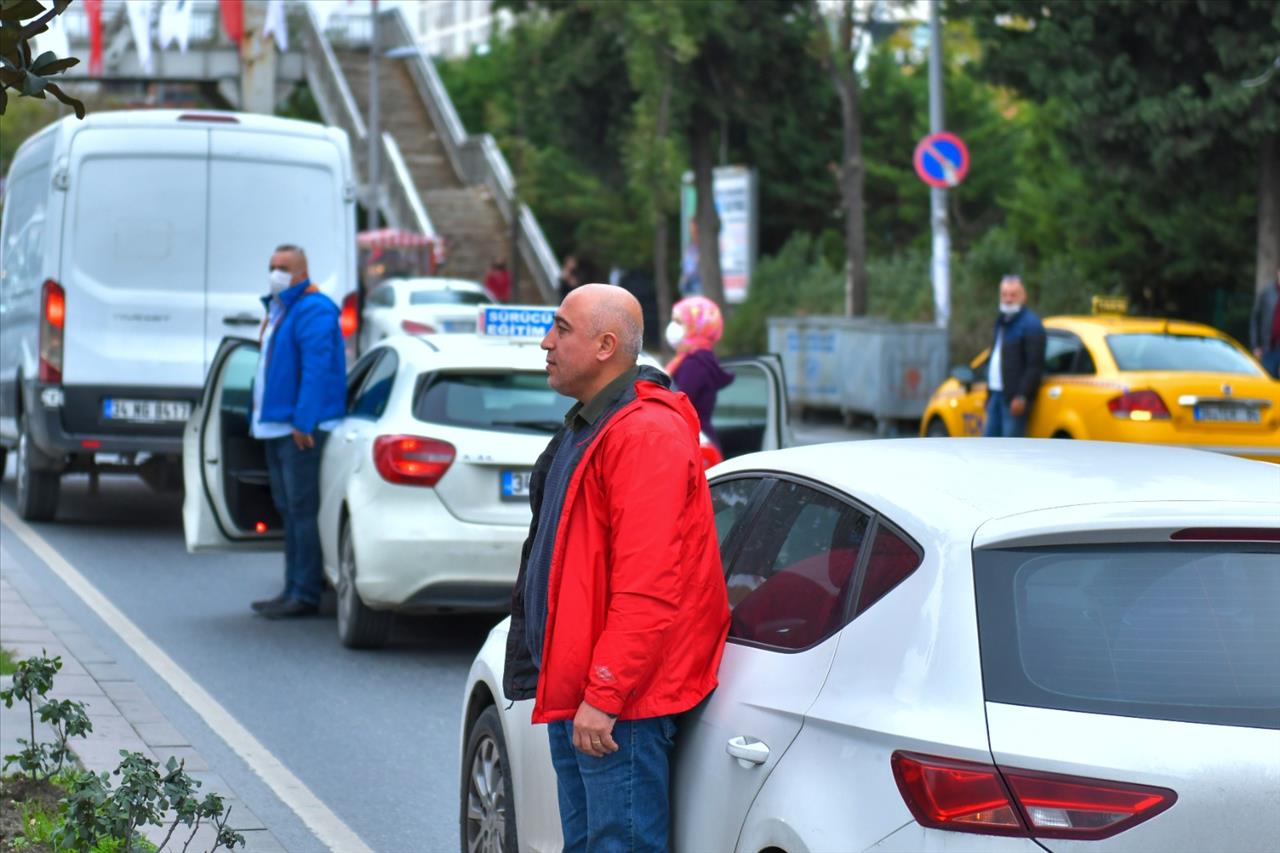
[182,338,284,552]
[713,355,793,459]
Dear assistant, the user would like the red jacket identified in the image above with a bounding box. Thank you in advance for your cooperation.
[504,374,730,723]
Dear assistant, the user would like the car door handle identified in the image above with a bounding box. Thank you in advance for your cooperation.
[726,736,769,767]
[1048,386,1062,399]
[223,313,261,327]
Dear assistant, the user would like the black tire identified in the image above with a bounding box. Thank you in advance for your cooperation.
[335,519,394,649]
[460,705,518,853]
[1052,430,1074,439]
[16,415,60,521]
[0,445,8,478]
[925,418,950,438]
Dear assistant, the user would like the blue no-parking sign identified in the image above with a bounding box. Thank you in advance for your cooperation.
[913,131,970,188]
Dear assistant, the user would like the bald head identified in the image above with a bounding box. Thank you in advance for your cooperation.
[571,283,644,359]
[543,284,645,403]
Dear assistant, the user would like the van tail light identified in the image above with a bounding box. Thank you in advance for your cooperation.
[373,435,455,487]
[1171,527,1280,542]
[699,439,723,471]
[39,279,65,383]
[340,292,359,338]
[401,319,436,335]
[1107,389,1170,421]
[891,751,1176,841]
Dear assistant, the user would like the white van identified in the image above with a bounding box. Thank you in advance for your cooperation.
[0,110,358,520]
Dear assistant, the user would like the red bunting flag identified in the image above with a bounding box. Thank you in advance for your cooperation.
[83,0,102,75]
[219,0,243,44]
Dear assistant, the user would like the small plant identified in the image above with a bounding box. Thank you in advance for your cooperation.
[59,754,244,852]
[1,651,93,782]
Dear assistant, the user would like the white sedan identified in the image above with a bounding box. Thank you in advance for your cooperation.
[458,440,1280,853]
[182,316,789,648]
[359,277,494,352]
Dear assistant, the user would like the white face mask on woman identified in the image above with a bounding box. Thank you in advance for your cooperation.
[268,268,293,295]
[665,320,686,348]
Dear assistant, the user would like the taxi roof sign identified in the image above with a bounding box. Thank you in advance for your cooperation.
[478,305,556,340]
[1091,295,1129,316]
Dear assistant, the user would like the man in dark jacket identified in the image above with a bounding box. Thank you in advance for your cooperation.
[504,284,729,852]
[1249,266,1280,378]
[984,275,1046,437]
[250,245,347,619]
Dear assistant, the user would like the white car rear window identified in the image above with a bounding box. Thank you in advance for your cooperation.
[414,372,572,434]
[975,544,1280,729]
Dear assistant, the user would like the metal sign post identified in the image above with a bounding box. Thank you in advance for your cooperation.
[928,0,948,329]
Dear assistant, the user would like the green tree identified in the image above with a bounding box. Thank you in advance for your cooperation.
[0,0,84,117]
[958,0,1280,321]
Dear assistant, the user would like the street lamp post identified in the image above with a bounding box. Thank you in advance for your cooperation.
[368,0,381,234]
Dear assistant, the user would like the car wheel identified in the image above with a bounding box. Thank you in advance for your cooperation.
[460,705,517,853]
[16,414,60,521]
[1052,430,1074,439]
[336,518,394,649]
[0,445,8,478]
[925,418,950,438]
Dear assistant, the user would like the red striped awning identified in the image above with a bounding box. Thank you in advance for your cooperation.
[357,228,435,249]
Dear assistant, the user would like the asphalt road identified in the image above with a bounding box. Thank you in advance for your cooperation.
[0,415,871,852]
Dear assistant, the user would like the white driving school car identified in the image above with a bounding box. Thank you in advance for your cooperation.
[458,440,1280,853]
[183,305,790,648]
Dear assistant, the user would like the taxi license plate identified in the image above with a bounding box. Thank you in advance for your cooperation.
[501,470,532,501]
[1195,403,1260,423]
[103,398,192,423]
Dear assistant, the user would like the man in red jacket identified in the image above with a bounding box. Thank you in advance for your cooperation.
[504,284,730,851]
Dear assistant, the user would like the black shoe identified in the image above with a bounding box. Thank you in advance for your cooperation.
[259,598,319,620]
[251,593,289,613]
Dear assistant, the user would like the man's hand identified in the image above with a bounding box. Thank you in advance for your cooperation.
[572,701,619,758]
[291,429,315,450]
[1009,396,1027,417]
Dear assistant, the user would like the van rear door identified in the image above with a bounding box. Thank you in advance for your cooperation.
[206,128,351,369]
[60,126,210,391]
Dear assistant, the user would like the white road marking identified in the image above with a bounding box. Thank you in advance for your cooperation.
[0,504,372,853]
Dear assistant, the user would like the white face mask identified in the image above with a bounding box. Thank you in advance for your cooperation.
[268,268,293,295]
[999,301,1021,316]
[665,320,686,348]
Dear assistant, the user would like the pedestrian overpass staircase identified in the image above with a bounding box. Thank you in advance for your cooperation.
[56,1,557,303]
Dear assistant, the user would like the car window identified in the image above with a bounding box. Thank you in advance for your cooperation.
[975,544,1280,730]
[854,523,922,616]
[349,351,398,419]
[410,290,492,306]
[726,481,871,651]
[414,372,573,434]
[712,362,769,459]
[1044,333,1095,375]
[369,286,395,308]
[345,351,382,410]
[1106,334,1260,375]
[709,477,763,551]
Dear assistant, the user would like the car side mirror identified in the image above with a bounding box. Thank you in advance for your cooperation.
[950,365,975,389]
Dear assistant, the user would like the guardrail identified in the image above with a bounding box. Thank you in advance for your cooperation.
[382,132,437,239]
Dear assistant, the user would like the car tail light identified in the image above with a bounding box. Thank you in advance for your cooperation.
[178,113,239,123]
[340,292,359,338]
[1107,389,1170,420]
[892,751,1176,841]
[1171,527,1280,541]
[401,319,437,335]
[699,440,723,471]
[39,279,65,383]
[373,435,455,486]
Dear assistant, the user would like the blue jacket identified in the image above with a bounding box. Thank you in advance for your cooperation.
[258,281,346,434]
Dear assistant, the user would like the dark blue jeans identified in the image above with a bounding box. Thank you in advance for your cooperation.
[1262,348,1280,379]
[984,389,1028,437]
[264,432,328,605]
[548,716,677,853]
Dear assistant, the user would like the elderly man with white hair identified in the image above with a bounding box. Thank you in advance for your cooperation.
[984,274,1047,437]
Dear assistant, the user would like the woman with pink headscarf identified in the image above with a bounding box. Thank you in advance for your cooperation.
[665,297,735,451]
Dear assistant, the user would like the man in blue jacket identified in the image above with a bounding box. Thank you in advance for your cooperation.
[984,275,1046,437]
[251,245,347,619]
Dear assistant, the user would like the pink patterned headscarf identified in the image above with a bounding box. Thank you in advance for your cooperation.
[666,296,724,375]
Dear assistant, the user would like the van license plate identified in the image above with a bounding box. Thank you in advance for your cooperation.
[103,398,192,423]
[1195,404,1260,423]
[501,470,532,501]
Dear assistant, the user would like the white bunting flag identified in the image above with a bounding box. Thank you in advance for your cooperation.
[263,0,288,52]
[124,0,155,74]
[158,0,194,53]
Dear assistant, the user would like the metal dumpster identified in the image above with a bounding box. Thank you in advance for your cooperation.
[767,316,947,433]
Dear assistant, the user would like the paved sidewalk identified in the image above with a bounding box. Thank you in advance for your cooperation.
[1,556,287,853]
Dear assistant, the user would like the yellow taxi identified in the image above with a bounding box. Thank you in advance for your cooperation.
[920,315,1280,463]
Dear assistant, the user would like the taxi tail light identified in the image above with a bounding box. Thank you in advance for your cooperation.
[891,751,1176,841]
[401,319,437,335]
[1107,389,1169,420]
[340,292,359,338]
[373,435,455,487]
[39,279,65,384]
